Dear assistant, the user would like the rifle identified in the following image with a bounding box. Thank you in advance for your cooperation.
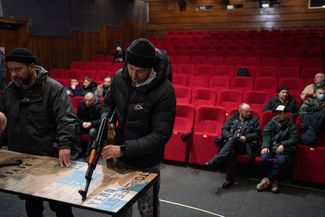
[78,108,116,201]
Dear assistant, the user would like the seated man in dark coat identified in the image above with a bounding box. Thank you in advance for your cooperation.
[81,76,97,95]
[257,105,298,193]
[263,85,300,118]
[298,85,325,145]
[206,103,260,189]
[77,92,102,155]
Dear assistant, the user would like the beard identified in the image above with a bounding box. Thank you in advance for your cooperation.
[14,71,34,88]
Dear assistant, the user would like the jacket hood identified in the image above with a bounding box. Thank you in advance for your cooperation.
[36,65,48,80]
[120,50,168,93]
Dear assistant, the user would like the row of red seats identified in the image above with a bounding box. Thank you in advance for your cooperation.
[173,64,322,80]
[69,61,124,71]
[173,76,308,97]
[164,104,325,184]
[176,87,274,113]
[170,56,325,68]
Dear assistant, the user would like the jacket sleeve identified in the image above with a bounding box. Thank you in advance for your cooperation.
[90,104,103,128]
[244,118,260,142]
[124,87,176,157]
[280,124,298,149]
[50,85,78,150]
[261,122,273,149]
[299,99,313,115]
[221,117,233,140]
[263,98,274,112]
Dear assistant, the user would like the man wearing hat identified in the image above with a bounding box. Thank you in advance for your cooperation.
[102,38,176,216]
[263,85,300,118]
[0,47,79,217]
[257,105,298,193]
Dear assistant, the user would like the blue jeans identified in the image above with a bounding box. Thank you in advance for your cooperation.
[261,151,287,182]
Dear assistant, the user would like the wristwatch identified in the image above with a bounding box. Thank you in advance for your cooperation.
[120,145,126,156]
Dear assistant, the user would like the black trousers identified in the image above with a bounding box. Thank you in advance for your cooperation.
[22,196,74,217]
[211,137,255,181]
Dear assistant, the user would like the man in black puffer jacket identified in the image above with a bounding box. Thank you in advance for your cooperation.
[102,38,176,217]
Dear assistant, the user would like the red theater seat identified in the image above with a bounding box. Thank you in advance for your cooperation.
[190,55,207,65]
[70,96,83,112]
[215,65,234,77]
[173,74,188,86]
[217,89,243,114]
[277,67,301,79]
[187,76,209,88]
[195,65,216,76]
[178,64,196,75]
[278,78,304,96]
[244,91,269,112]
[255,66,277,78]
[189,106,226,165]
[191,88,217,107]
[208,76,230,90]
[50,69,65,79]
[254,77,277,95]
[174,86,192,104]
[164,104,195,162]
[230,77,254,91]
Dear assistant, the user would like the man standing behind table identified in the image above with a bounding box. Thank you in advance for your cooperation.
[102,38,176,217]
[0,47,80,217]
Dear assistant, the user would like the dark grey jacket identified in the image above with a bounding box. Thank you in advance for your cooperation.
[261,116,298,154]
[104,52,176,168]
[0,66,79,156]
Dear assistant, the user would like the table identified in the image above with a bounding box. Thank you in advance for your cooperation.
[0,150,158,216]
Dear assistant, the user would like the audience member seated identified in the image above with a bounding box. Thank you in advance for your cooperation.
[95,76,111,98]
[257,105,298,193]
[298,86,325,145]
[66,77,83,97]
[300,72,325,101]
[114,45,125,62]
[206,103,260,189]
[77,92,102,156]
[263,85,299,118]
[82,76,97,95]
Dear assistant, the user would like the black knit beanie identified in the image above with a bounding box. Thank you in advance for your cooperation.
[5,47,37,64]
[278,85,288,93]
[126,38,158,68]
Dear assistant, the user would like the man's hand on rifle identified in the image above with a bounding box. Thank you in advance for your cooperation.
[59,149,72,167]
[102,145,122,160]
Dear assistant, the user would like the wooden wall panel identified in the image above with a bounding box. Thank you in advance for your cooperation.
[148,0,325,35]
[0,18,146,72]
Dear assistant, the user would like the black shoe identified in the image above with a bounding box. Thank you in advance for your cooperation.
[205,159,220,170]
[222,180,234,189]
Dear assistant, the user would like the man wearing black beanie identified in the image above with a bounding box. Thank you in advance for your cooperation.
[0,47,80,217]
[263,85,300,118]
[102,38,176,217]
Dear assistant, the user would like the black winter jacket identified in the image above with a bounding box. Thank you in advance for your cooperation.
[222,112,260,145]
[77,101,102,128]
[261,116,298,154]
[263,95,299,117]
[104,52,176,168]
[0,66,79,156]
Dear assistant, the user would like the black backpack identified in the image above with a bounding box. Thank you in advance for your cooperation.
[237,67,250,77]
